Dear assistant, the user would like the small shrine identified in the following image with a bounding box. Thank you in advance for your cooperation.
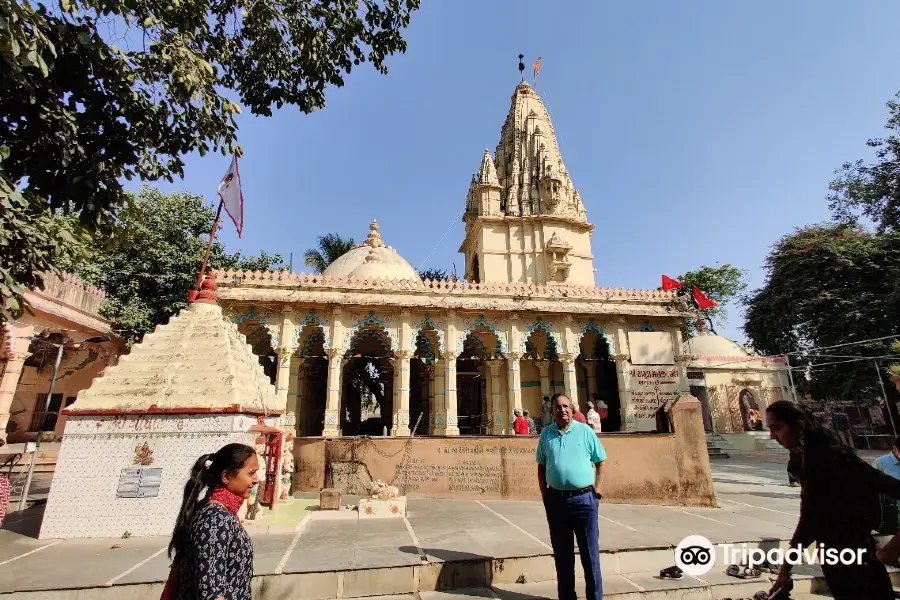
[40,277,287,539]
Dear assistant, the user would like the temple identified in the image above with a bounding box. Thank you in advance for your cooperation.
[215,81,697,437]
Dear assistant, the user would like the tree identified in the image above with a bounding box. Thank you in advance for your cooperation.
[829,92,900,233]
[0,0,420,320]
[303,233,355,274]
[742,224,900,401]
[418,268,448,281]
[65,187,283,343]
[671,264,747,338]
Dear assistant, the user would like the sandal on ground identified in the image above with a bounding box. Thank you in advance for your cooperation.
[726,564,761,579]
[659,565,683,579]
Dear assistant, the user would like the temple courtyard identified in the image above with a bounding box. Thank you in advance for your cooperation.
[3,453,897,599]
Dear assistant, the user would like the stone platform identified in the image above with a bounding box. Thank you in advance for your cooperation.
[0,455,894,599]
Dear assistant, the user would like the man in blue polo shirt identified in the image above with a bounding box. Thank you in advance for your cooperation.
[537,393,606,600]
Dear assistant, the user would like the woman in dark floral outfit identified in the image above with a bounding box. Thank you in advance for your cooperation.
[766,401,900,600]
[163,443,259,600]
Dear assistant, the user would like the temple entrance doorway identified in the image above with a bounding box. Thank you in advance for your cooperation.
[456,327,501,435]
[411,326,441,435]
[295,320,328,436]
[342,326,394,436]
[580,328,621,432]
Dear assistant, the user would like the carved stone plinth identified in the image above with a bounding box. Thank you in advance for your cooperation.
[358,497,407,519]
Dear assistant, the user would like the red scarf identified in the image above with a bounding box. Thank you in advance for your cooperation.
[209,487,244,516]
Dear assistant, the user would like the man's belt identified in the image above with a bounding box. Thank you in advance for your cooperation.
[548,485,594,498]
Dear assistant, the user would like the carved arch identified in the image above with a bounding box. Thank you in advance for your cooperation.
[342,311,397,353]
[410,313,445,354]
[578,320,616,357]
[293,308,332,350]
[456,314,507,356]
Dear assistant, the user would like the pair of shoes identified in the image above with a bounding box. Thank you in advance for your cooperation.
[659,565,683,579]
[757,559,780,574]
[726,564,761,578]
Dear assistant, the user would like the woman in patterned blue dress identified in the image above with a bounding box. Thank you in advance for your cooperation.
[163,443,259,600]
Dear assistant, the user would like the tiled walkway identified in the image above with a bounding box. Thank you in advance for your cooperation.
[0,455,806,595]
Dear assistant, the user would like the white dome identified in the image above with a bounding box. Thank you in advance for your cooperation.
[323,220,421,282]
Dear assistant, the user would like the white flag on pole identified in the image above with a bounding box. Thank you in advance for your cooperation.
[218,154,243,238]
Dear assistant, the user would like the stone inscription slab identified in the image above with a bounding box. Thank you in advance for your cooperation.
[116,467,163,498]
[385,441,536,499]
[629,367,680,432]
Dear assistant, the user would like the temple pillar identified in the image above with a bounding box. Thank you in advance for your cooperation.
[534,360,551,400]
[426,364,436,435]
[434,353,460,435]
[487,359,504,434]
[561,353,579,407]
[274,347,294,412]
[506,352,523,425]
[432,358,447,434]
[0,323,32,445]
[323,348,343,437]
[391,350,412,436]
[671,327,693,397]
[613,353,636,432]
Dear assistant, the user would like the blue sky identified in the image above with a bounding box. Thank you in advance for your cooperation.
[137,1,900,343]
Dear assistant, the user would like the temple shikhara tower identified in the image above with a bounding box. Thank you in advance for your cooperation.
[461,81,592,286]
[213,80,697,438]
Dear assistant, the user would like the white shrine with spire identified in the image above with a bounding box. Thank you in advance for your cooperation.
[461,81,594,286]
[209,76,701,444]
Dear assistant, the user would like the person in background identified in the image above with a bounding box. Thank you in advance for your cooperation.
[163,443,259,600]
[537,393,606,600]
[541,396,553,429]
[872,437,900,535]
[832,408,854,448]
[766,401,900,600]
[572,404,587,424]
[513,408,529,435]
[523,409,537,435]
[586,401,602,434]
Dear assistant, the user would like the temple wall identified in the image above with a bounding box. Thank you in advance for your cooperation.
[10,351,111,440]
[40,414,267,539]
[295,398,715,507]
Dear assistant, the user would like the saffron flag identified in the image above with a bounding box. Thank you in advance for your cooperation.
[692,285,719,310]
[218,154,244,238]
[533,57,541,77]
[661,275,683,291]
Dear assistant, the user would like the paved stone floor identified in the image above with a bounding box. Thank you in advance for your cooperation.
[0,453,816,595]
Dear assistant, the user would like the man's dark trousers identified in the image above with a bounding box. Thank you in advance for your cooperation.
[544,488,602,600]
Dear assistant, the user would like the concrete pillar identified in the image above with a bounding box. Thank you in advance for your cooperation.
[432,357,447,434]
[506,352,523,421]
[614,354,635,432]
[0,323,32,445]
[323,347,343,437]
[487,359,504,434]
[561,353,579,408]
[612,318,635,431]
[391,350,412,436]
[672,327,693,397]
[434,352,460,435]
[274,347,294,413]
[426,364,436,435]
[534,359,551,400]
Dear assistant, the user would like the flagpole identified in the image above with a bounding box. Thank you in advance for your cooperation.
[196,199,224,290]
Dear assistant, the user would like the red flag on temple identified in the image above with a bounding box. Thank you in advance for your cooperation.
[661,275,683,291]
[533,57,542,78]
[692,285,719,310]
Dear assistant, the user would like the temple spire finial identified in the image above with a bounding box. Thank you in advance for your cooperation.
[518,54,524,81]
